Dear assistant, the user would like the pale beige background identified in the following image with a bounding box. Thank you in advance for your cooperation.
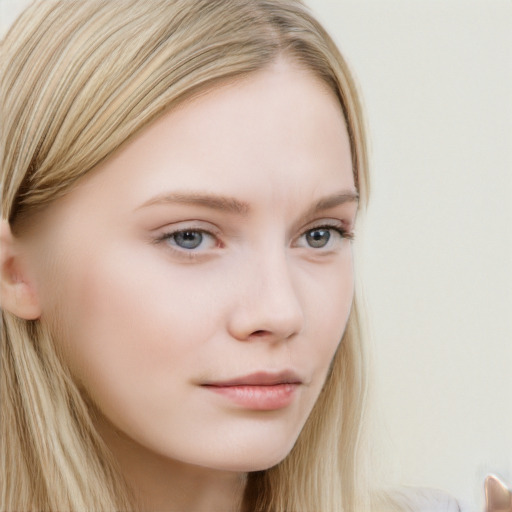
[2,1,511,511]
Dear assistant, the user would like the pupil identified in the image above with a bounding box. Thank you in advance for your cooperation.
[306,229,330,248]
[175,231,202,249]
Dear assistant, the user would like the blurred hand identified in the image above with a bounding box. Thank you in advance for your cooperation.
[485,475,512,512]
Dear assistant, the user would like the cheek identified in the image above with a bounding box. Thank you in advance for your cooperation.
[304,252,354,336]
[291,251,354,386]
[47,247,218,422]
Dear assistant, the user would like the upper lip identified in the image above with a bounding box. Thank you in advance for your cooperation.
[203,370,303,387]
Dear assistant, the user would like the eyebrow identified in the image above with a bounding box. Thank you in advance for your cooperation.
[306,191,359,215]
[137,192,250,215]
[136,190,358,216]
[293,190,359,228]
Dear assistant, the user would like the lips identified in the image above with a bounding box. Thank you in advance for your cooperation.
[201,371,303,411]
[203,370,302,387]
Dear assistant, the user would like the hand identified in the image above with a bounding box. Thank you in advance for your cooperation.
[485,475,512,512]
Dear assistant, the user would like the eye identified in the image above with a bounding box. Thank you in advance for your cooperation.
[157,228,218,251]
[305,228,332,248]
[173,230,204,249]
[296,224,352,250]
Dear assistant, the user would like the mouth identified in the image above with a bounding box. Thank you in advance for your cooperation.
[201,371,303,411]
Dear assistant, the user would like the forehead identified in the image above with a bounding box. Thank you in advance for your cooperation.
[93,60,353,198]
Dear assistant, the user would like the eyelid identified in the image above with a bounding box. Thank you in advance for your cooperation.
[299,218,353,237]
[158,228,217,244]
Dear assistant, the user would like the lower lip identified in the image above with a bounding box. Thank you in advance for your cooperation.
[203,383,300,410]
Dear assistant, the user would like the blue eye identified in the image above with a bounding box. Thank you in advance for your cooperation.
[155,226,219,257]
[171,230,204,249]
[305,228,331,248]
[297,224,352,250]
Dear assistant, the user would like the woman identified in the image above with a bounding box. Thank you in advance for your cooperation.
[0,1,458,511]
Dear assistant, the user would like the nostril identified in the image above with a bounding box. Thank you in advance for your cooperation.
[251,330,269,337]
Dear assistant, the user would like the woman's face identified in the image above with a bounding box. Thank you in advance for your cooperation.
[22,60,357,472]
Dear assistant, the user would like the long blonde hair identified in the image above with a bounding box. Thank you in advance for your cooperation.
[1,1,372,510]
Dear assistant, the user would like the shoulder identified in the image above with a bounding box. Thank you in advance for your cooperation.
[392,487,465,512]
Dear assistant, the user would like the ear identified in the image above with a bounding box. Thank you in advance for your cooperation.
[0,219,41,320]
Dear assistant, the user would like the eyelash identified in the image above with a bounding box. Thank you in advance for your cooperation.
[154,222,354,260]
[305,223,354,241]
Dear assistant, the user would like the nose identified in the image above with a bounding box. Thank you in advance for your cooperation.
[226,251,304,343]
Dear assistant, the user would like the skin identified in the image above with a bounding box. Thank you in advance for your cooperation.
[2,59,358,511]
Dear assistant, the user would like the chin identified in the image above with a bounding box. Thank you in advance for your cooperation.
[202,436,299,473]
[186,412,310,473]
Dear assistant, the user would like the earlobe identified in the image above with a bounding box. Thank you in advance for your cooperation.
[0,220,41,320]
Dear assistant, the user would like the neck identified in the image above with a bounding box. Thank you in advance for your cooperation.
[95,415,246,512]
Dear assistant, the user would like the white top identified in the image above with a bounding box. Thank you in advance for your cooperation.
[394,487,467,512]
